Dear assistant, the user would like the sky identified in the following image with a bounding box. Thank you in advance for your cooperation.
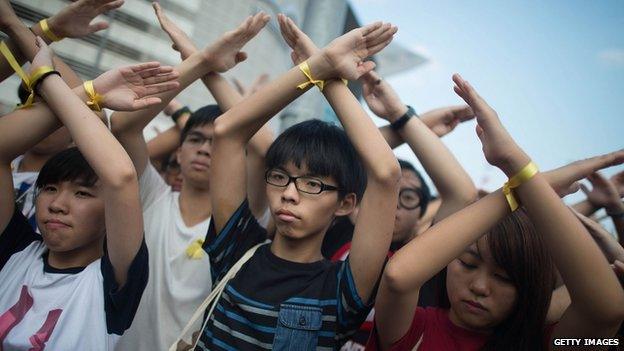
[348,0,624,202]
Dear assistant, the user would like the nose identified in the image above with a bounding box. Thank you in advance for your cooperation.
[48,191,69,215]
[197,141,211,156]
[280,180,300,204]
[468,270,491,297]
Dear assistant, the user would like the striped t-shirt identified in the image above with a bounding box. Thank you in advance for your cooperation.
[198,200,373,350]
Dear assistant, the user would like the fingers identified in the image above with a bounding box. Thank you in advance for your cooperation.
[143,81,180,96]
[587,172,610,189]
[453,105,476,121]
[98,0,124,13]
[366,23,397,49]
[360,21,383,36]
[235,51,248,63]
[88,21,109,34]
[129,61,161,73]
[356,60,377,76]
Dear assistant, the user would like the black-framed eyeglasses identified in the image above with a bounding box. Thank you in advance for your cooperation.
[399,188,423,210]
[265,169,339,195]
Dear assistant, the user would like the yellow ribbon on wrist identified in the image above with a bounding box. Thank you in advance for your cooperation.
[297,60,325,91]
[83,80,104,112]
[502,161,539,211]
[185,238,205,259]
[39,19,62,42]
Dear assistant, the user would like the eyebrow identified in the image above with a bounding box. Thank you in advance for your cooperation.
[187,131,210,138]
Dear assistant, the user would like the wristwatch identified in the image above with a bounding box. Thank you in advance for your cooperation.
[390,105,417,131]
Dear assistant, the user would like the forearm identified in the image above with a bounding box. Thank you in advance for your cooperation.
[572,200,599,217]
[379,125,403,149]
[111,52,210,134]
[147,127,182,161]
[386,190,509,291]
[322,81,399,180]
[40,75,136,186]
[516,173,624,322]
[201,72,243,111]
[398,117,476,214]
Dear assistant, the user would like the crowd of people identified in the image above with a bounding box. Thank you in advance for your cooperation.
[0,0,623,350]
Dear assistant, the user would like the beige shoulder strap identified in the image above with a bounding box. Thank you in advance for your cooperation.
[169,242,267,351]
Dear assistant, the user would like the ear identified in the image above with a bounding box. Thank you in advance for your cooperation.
[175,146,182,165]
[334,193,357,217]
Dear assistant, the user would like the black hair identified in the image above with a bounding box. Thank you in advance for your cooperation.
[36,147,98,189]
[397,159,431,218]
[179,104,222,144]
[265,119,366,200]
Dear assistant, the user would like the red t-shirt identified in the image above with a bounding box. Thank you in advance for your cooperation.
[366,307,555,351]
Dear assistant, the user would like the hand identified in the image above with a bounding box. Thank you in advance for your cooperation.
[420,105,475,137]
[47,0,123,39]
[542,149,624,197]
[202,12,270,73]
[321,22,397,80]
[0,0,20,31]
[93,62,180,111]
[613,260,624,286]
[163,99,184,116]
[277,13,319,65]
[452,73,529,177]
[581,172,624,213]
[153,2,198,60]
[609,171,624,198]
[360,70,406,121]
[31,37,54,72]
[572,209,624,268]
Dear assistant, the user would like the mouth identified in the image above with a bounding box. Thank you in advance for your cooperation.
[275,209,299,223]
[462,300,487,314]
[190,161,210,170]
[44,219,70,230]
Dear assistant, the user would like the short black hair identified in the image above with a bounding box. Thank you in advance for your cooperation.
[265,119,366,200]
[36,147,98,189]
[398,159,431,218]
[179,104,222,144]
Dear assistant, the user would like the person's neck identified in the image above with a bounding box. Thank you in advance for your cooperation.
[18,152,52,172]
[47,238,104,269]
[178,182,212,227]
[270,231,324,263]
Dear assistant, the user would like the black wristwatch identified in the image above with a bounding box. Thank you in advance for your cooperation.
[390,105,417,131]
[171,106,192,123]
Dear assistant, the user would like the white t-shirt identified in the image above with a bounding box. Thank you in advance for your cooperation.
[116,163,212,351]
[0,209,148,350]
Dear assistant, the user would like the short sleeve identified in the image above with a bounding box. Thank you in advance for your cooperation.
[335,258,376,343]
[101,238,149,335]
[0,205,41,270]
[202,199,267,282]
[139,161,170,209]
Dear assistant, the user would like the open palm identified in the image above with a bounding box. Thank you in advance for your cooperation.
[203,12,270,73]
[48,0,124,38]
[93,62,179,111]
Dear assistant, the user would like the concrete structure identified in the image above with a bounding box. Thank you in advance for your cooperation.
[1,0,425,133]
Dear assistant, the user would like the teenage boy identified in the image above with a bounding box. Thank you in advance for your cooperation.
[113,13,272,351]
[0,20,178,348]
[186,22,399,350]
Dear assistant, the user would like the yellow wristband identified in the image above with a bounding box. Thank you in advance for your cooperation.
[83,80,104,112]
[297,60,325,91]
[39,19,62,42]
[502,161,539,211]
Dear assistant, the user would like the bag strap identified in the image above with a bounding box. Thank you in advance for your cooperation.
[169,242,267,351]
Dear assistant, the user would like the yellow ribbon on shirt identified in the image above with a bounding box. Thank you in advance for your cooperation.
[186,239,205,259]
[502,161,539,211]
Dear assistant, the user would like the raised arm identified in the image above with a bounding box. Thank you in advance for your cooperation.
[33,38,180,286]
[579,171,624,243]
[112,12,268,181]
[360,70,477,221]
[0,0,121,83]
[450,74,624,340]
